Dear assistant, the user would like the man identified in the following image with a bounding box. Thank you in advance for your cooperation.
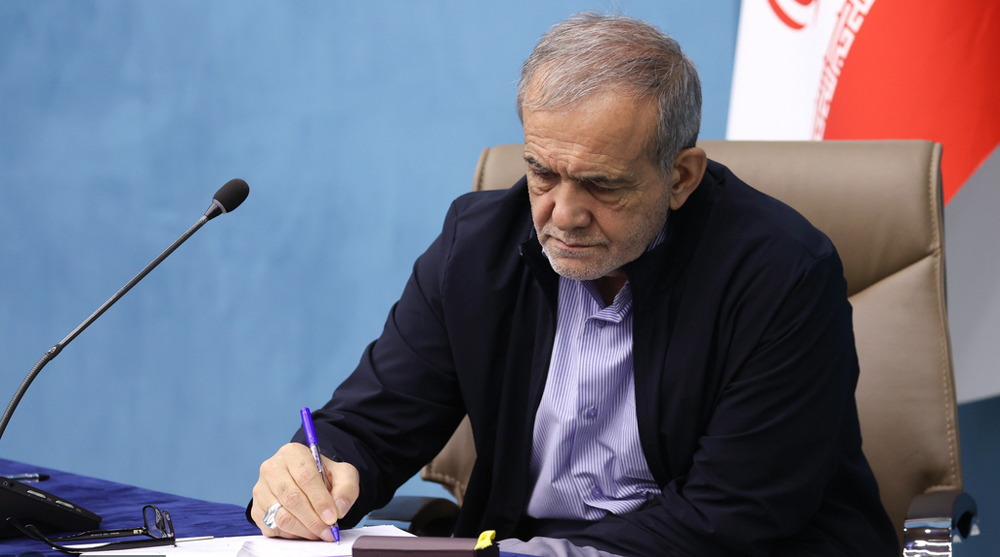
[250,13,898,557]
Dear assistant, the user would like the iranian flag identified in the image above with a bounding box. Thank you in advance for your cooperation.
[727,0,1000,401]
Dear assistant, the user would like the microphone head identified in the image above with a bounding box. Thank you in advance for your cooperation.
[205,179,250,220]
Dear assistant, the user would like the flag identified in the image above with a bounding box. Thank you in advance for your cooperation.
[729,0,999,203]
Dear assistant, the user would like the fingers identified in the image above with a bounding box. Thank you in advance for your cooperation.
[251,444,326,540]
[324,455,360,521]
[251,443,359,541]
[250,498,307,540]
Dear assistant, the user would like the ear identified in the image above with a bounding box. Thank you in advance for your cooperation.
[668,147,708,210]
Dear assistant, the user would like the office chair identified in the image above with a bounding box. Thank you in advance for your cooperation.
[371,140,978,555]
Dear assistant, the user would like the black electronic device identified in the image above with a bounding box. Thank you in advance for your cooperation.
[0,179,249,538]
[0,477,101,538]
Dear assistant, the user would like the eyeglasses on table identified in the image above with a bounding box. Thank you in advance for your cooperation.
[6,504,175,553]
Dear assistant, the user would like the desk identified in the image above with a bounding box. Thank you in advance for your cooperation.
[0,457,259,554]
[0,459,532,557]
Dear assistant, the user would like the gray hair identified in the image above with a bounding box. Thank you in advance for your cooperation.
[517,12,702,175]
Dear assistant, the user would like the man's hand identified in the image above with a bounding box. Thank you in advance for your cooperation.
[251,443,360,541]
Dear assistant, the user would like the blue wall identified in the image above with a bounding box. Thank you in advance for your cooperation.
[0,2,994,554]
[0,0,738,502]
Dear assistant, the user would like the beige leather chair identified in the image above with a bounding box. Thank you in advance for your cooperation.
[386,140,978,554]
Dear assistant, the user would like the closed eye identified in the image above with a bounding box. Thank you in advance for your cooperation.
[580,179,625,197]
[587,181,617,193]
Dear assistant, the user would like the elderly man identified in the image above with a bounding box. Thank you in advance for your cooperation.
[249,13,898,557]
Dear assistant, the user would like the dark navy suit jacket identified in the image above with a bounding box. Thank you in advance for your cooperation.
[296,161,898,556]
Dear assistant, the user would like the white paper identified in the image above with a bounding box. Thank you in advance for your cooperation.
[83,525,413,556]
[83,536,249,556]
[239,525,414,557]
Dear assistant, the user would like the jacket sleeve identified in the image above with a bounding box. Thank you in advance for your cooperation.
[294,200,467,528]
[565,253,863,556]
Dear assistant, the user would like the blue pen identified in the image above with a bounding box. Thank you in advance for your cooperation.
[300,407,340,544]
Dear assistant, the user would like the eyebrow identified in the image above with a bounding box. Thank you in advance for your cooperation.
[523,155,632,186]
[523,155,549,172]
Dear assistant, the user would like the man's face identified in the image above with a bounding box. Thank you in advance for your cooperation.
[523,90,671,282]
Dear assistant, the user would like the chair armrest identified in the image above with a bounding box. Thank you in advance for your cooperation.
[366,495,459,537]
[903,490,979,555]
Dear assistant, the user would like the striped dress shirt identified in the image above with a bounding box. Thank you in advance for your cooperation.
[526,226,666,521]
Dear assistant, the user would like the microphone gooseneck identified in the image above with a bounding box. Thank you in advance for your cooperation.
[0,179,250,441]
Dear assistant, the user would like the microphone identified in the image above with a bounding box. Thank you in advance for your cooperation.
[0,179,249,537]
[205,178,250,220]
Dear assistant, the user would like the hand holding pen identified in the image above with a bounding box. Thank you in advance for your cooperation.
[251,411,360,542]
[300,407,340,543]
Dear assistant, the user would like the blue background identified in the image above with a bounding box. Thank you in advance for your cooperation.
[0,2,994,554]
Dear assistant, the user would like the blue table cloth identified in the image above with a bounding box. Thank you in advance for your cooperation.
[0,459,531,556]
[0,457,259,554]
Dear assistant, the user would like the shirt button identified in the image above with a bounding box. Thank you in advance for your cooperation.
[591,485,602,498]
[585,406,598,419]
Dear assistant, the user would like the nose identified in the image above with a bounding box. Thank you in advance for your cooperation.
[549,181,593,232]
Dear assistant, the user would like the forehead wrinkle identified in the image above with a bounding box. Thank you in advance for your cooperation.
[526,144,633,185]
[524,129,644,187]
[523,91,658,171]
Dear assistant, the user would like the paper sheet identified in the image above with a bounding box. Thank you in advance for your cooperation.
[239,525,414,557]
[83,525,414,556]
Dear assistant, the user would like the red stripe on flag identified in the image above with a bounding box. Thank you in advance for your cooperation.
[769,0,807,29]
[821,0,1000,203]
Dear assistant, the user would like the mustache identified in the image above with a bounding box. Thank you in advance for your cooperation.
[538,225,608,247]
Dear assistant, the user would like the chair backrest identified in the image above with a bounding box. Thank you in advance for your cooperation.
[422,140,962,542]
